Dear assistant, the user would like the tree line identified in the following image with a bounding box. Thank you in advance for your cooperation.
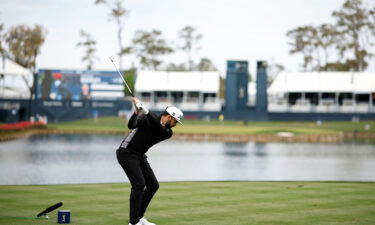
[0,24,46,74]
[1,0,375,75]
[81,0,217,72]
[0,1,216,74]
[286,0,375,72]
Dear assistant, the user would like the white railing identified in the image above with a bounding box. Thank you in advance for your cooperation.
[314,104,338,112]
[268,104,289,112]
[201,102,221,111]
[142,99,221,112]
[268,103,374,113]
[290,104,312,112]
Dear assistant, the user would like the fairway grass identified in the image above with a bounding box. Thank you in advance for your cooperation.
[1,182,374,225]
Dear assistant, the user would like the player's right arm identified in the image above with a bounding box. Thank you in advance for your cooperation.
[128,112,147,129]
[128,99,147,130]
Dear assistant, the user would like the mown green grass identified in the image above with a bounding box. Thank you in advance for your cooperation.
[0,182,374,225]
[48,117,375,136]
[47,117,128,132]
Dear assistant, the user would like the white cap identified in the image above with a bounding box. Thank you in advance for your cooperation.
[166,106,184,125]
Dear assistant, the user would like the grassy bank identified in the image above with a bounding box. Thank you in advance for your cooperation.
[0,122,48,142]
[48,117,375,135]
[0,181,374,225]
[1,117,374,143]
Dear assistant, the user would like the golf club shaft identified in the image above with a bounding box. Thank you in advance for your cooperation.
[109,57,134,97]
[37,202,63,218]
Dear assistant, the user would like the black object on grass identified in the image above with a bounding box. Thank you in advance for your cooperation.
[37,202,63,218]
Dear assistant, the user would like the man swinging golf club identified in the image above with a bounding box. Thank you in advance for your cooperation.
[116,97,183,225]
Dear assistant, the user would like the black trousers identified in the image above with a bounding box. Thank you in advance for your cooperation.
[116,148,159,225]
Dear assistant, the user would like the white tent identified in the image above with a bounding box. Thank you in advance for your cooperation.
[135,71,220,93]
[269,72,375,94]
[268,71,375,113]
[0,56,33,99]
[135,71,221,111]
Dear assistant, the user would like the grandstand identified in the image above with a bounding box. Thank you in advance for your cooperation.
[268,72,375,113]
[135,71,221,112]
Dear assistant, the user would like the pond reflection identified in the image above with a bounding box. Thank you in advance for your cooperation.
[223,143,249,157]
[0,134,374,185]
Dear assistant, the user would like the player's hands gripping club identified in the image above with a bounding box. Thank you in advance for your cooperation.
[132,97,149,115]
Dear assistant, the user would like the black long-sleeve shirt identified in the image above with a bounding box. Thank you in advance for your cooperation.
[119,111,173,155]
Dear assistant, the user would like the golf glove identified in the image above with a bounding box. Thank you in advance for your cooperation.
[135,101,149,115]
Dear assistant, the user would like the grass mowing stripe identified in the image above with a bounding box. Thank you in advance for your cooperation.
[0,182,374,225]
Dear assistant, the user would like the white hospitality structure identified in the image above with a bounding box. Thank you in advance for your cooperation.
[0,56,33,99]
[135,71,221,111]
[268,72,375,113]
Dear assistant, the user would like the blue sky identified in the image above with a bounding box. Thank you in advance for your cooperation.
[2,0,372,76]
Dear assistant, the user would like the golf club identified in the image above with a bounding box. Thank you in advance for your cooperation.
[109,56,134,97]
[37,202,63,219]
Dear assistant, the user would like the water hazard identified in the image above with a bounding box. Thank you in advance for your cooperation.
[0,134,374,185]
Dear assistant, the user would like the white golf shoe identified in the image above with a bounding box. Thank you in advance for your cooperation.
[139,217,156,225]
[128,222,141,225]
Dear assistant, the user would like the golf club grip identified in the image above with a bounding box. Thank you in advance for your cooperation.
[37,202,63,217]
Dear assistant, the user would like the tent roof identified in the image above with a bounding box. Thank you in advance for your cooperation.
[135,71,220,93]
[269,72,375,94]
[0,56,32,77]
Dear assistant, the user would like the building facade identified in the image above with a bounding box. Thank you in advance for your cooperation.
[268,72,375,113]
[135,71,221,112]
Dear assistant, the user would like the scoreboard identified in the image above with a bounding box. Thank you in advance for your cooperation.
[36,69,125,100]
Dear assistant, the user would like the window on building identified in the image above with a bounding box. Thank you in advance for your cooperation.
[338,93,353,105]
[305,92,319,105]
[141,92,151,102]
[155,91,167,102]
[187,92,199,102]
[171,92,183,103]
[355,94,370,104]
[203,93,216,103]
[321,92,335,105]
[288,92,301,105]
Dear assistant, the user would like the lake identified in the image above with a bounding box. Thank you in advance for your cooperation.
[0,134,374,185]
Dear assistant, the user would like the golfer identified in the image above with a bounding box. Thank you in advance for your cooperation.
[116,97,183,225]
